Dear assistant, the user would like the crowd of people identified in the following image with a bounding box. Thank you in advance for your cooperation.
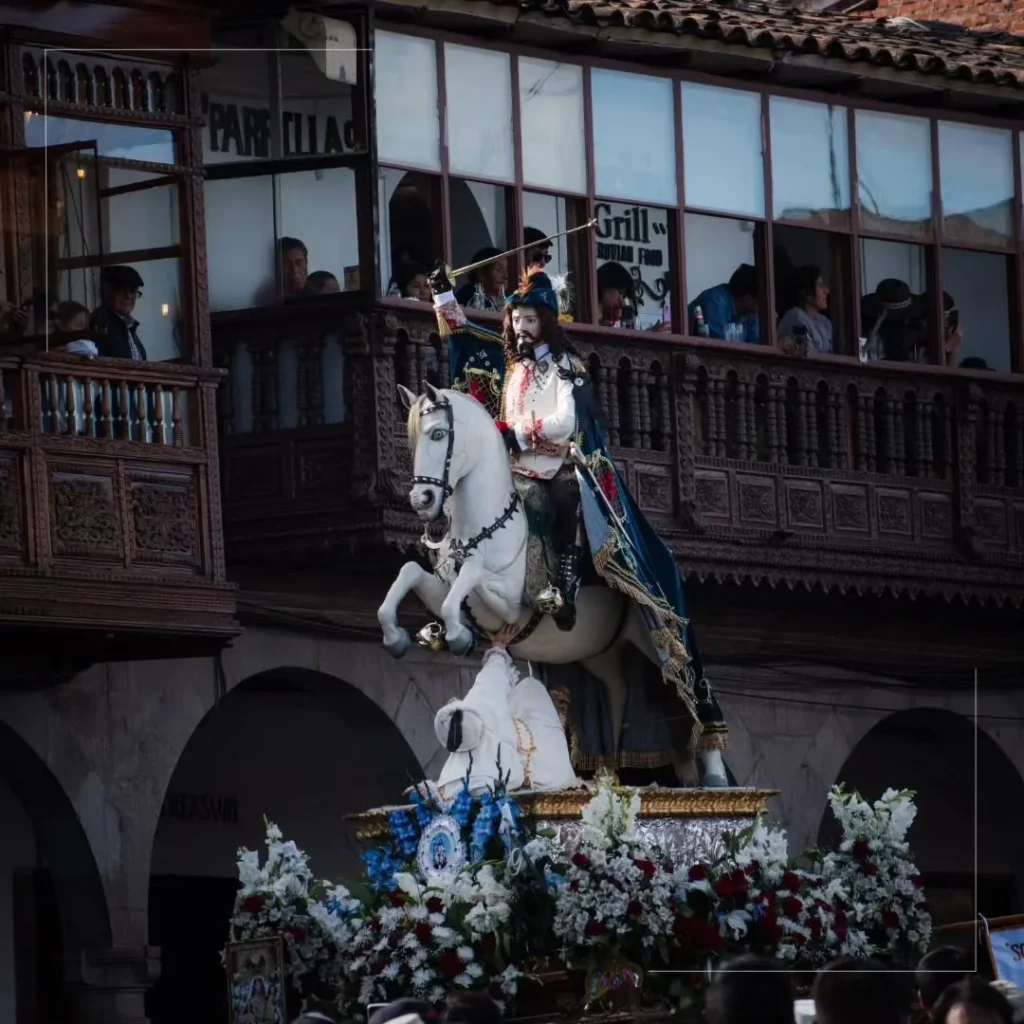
[281,946,1024,1024]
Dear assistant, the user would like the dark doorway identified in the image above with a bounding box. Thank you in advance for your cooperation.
[147,875,238,1024]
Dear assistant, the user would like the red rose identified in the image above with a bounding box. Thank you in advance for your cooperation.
[673,915,696,937]
[782,871,801,892]
[834,909,847,926]
[285,924,306,942]
[663,861,675,873]
[480,933,497,955]
[584,919,606,937]
[863,863,879,877]
[760,890,776,908]
[414,922,434,944]
[713,877,736,898]
[834,922,848,941]
[688,864,708,882]
[852,840,870,860]
[759,911,782,945]
[730,869,749,891]
[569,880,580,893]
[437,951,464,979]
[700,921,724,951]
[572,852,590,869]
[426,896,445,913]
[628,900,644,917]
[388,891,406,907]
[808,916,822,940]
[634,859,656,879]
[782,896,804,919]
[882,909,900,929]
[242,895,264,914]
[794,934,806,948]
[911,875,924,888]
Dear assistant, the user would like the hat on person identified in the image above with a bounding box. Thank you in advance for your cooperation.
[101,265,144,291]
[523,226,552,251]
[508,266,560,316]
[862,278,920,320]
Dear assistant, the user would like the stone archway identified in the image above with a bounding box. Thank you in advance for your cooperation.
[819,707,1024,926]
[0,720,111,1024]
[146,666,422,1024]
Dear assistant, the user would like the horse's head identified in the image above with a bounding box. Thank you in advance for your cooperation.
[398,381,494,522]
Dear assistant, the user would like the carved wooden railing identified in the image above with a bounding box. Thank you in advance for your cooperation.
[0,351,237,657]
[214,300,1024,604]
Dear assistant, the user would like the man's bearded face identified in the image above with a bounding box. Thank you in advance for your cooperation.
[512,306,542,357]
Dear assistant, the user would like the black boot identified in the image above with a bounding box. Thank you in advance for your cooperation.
[552,547,581,631]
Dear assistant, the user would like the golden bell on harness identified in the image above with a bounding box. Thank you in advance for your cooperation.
[536,583,564,615]
[416,621,448,652]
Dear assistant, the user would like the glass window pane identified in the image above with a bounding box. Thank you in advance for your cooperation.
[682,84,764,218]
[770,96,849,227]
[380,168,438,299]
[444,44,513,182]
[684,213,762,343]
[943,249,1011,373]
[939,121,1013,248]
[594,201,672,331]
[856,110,932,239]
[281,44,361,155]
[592,69,676,205]
[206,168,358,310]
[522,192,586,322]
[519,58,585,194]
[201,49,271,163]
[375,31,439,171]
[451,180,508,309]
[104,168,179,252]
[859,238,929,362]
[24,112,175,163]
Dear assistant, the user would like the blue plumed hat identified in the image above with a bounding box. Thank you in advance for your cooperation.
[508,265,560,316]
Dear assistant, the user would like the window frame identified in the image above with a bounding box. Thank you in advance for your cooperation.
[370,24,1024,374]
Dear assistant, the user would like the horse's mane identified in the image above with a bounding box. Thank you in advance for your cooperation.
[406,389,494,450]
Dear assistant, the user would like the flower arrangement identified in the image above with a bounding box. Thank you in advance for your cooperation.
[226,778,930,1014]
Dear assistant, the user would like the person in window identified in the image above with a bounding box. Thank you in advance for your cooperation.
[280,237,309,298]
[688,263,760,343]
[455,248,508,312]
[959,356,990,371]
[0,299,31,343]
[305,271,340,295]
[53,301,99,357]
[777,265,833,355]
[90,265,146,361]
[390,261,431,302]
[597,261,636,328]
[861,279,920,362]
[523,226,552,268]
[940,292,963,364]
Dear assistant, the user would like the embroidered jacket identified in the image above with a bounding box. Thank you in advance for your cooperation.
[434,289,576,481]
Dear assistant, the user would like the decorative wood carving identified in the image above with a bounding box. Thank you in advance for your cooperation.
[0,454,24,554]
[50,470,121,558]
[129,472,200,565]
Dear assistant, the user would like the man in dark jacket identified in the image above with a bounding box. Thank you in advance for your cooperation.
[90,265,147,361]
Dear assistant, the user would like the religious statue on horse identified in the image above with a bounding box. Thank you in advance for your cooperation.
[377,255,730,788]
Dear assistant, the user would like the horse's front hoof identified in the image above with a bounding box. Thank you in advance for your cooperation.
[700,773,729,789]
[447,626,475,657]
[382,629,412,659]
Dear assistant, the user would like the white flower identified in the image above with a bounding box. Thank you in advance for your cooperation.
[457,945,475,962]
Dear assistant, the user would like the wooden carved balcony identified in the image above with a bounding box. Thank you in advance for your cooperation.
[0,350,237,680]
[214,299,1024,608]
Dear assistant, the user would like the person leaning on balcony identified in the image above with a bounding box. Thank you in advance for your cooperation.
[777,265,834,356]
[861,278,920,362]
[90,265,147,361]
[688,263,760,343]
[390,261,432,302]
[455,247,509,312]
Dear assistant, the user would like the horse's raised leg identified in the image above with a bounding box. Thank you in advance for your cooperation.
[439,559,487,657]
[378,561,449,659]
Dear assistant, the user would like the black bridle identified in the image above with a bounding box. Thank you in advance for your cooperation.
[411,395,455,505]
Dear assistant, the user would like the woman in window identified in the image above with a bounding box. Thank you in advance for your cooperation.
[777,265,832,355]
[455,247,508,312]
[389,261,431,302]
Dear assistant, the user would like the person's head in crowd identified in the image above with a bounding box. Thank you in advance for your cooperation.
[279,237,309,297]
[446,991,503,1024]
[470,247,508,300]
[523,226,552,267]
[813,956,915,1024]
[306,271,340,296]
[932,980,1014,1024]
[597,261,634,326]
[100,265,144,318]
[705,954,795,1024]
[395,262,431,302]
[787,265,829,317]
[959,356,990,371]
[367,999,439,1024]
[728,263,759,317]
[942,291,963,356]
[917,947,973,1015]
[53,300,90,333]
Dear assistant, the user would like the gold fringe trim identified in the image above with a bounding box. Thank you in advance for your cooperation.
[573,748,675,772]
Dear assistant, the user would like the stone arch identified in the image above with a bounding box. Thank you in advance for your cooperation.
[819,707,1024,922]
[0,719,111,1020]
[146,662,427,1024]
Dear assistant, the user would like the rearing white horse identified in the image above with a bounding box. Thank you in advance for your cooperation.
[377,382,727,785]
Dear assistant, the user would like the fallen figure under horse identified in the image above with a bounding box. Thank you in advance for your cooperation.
[378,264,729,788]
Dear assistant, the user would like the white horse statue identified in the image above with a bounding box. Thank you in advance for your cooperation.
[377,383,727,786]
[434,646,579,797]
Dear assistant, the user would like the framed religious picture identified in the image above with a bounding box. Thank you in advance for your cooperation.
[984,914,1024,988]
[225,937,287,1024]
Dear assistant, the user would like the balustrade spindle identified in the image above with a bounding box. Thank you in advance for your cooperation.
[861,397,875,473]
[637,367,651,450]
[854,394,868,471]
[607,369,621,448]
[735,381,749,460]
[943,410,953,482]
[892,399,906,475]
[415,338,429,395]
[712,379,727,458]
[297,338,325,428]
[118,380,130,439]
[136,381,147,441]
[991,408,1005,486]
[100,381,112,438]
[706,379,720,459]
[919,401,933,478]
[804,389,818,468]
[657,370,671,453]
[154,384,166,445]
[172,388,183,445]
[0,373,5,428]
[829,392,843,469]
[47,373,59,433]
[1015,413,1024,483]
[882,397,896,474]
[767,383,782,463]
[65,373,76,435]
[83,376,95,437]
